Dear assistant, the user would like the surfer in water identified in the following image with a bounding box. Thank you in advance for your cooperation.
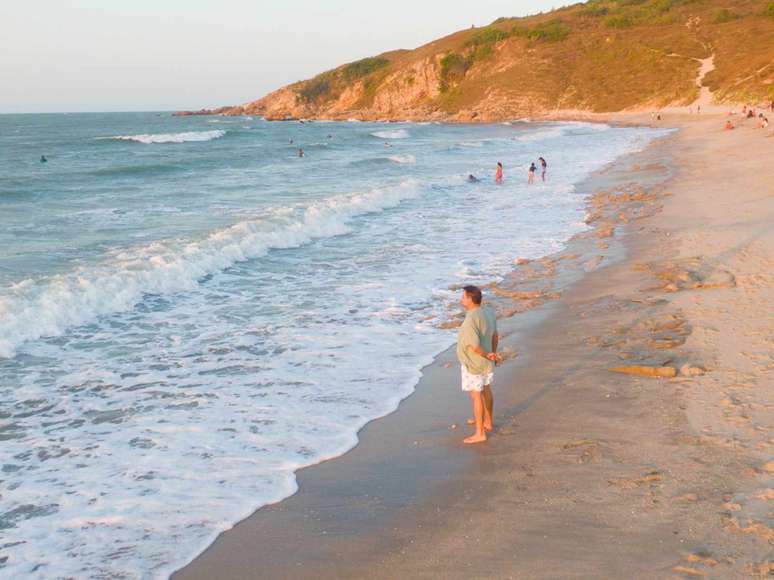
[495,162,503,184]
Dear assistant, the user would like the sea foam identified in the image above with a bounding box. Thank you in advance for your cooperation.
[107,130,226,144]
[0,180,421,358]
[371,129,409,139]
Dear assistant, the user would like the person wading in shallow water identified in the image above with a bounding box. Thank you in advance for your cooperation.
[538,156,547,181]
[457,285,499,444]
[495,161,503,183]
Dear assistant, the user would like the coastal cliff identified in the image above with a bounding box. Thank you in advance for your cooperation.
[186,0,774,120]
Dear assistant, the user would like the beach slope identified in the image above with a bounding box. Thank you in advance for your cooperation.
[176,113,773,579]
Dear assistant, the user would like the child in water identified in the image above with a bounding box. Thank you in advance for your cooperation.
[495,162,503,183]
[528,162,536,184]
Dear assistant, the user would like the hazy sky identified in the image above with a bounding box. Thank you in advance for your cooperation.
[1,1,568,113]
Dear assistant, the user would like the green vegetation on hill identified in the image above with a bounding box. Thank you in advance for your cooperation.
[257,0,774,119]
[296,56,392,105]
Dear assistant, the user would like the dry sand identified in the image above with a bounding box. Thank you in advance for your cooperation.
[175,112,773,579]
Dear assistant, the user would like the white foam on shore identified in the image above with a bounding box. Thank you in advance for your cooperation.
[107,130,226,144]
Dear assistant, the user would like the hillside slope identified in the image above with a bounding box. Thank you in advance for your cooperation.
[203,0,774,120]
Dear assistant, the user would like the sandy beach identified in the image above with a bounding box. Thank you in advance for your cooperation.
[175,112,773,579]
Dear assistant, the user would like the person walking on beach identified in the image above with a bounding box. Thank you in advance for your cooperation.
[538,156,547,181]
[457,285,499,444]
[528,162,536,184]
[495,162,503,183]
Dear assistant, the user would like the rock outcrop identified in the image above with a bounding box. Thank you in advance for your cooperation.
[176,0,774,121]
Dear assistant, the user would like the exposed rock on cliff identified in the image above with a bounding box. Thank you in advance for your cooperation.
[178,0,774,120]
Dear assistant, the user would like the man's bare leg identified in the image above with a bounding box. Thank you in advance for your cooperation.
[482,384,494,431]
[467,385,494,431]
[464,390,487,444]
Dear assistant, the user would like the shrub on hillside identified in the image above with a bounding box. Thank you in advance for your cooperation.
[342,57,390,81]
[438,52,474,92]
[582,4,610,17]
[465,26,511,60]
[713,9,739,23]
[766,1,774,18]
[467,26,510,47]
[296,73,334,104]
[527,20,570,42]
[606,14,635,28]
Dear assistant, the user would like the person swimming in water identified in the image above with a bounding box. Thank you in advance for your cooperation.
[298,148,304,157]
[495,162,503,184]
[467,174,480,183]
[538,157,547,181]
[528,162,536,184]
[40,155,47,163]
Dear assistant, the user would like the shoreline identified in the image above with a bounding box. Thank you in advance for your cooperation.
[177,112,772,578]
[172,118,694,578]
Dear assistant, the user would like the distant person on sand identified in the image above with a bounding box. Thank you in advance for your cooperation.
[538,156,547,181]
[724,120,734,130]
[528,162,536,184]
[457,285,499,444]
[495,162,503,183]
[298,148,304,157]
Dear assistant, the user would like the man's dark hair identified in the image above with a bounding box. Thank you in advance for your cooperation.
[463,285,482,305]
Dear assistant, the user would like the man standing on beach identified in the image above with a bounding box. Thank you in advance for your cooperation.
[457,285,499,444]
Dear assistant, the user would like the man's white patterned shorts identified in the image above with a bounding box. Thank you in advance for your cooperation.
[460,365,493,393]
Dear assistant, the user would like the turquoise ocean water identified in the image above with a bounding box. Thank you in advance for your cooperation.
[0,113,668,578]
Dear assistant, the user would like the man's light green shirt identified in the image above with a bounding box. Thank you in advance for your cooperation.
[456,305,497,375]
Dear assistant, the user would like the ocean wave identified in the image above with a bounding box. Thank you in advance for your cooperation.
[89,163,179,177]
[513,127,565,142]
[105,130,226,144]
[371,129,409,139]
[388,154,416,164]
[0,180,421,358]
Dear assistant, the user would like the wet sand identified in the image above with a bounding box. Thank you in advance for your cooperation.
[175,113,773,579]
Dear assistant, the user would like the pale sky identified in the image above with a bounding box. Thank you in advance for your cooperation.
[0,1,568,113]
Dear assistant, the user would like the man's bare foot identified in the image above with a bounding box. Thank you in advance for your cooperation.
[464,433,487,444]
[467,418,493,431]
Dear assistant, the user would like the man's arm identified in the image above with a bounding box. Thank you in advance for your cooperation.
[469,330,499,360]
[486,331,500,362]
[468,344,489,358]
